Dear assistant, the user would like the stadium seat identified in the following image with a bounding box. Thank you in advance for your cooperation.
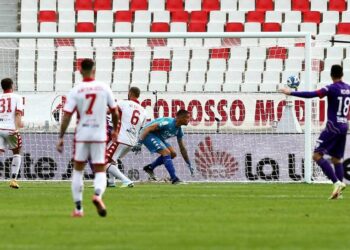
[187,71,205,85]
[171,11,189,22]
[97,10,113,23]
[319,23,336,35]
[204,78,223,92]
[267,47,287,59]
[153,11,170,22]
[40,0,56,11]
[169,71,187,85]
[238,0,255,11]
[274,0,291,11]
[149,71,168,91]
[134,57,151,71]
[58,0,74,11]
[303,11,321,24]
[151,59,171,71]
[167,81,185,92]
[185,0,201,11]
[134,11,151,24]
[256,0,273,11]
[21,11,37,23]
[292,0,310,11]
[266,59,283,71]
[244,71,261,84]
[262,71,280,84]
[132,70,149,85]
[168,22,186,46]
[113,23,131,46]
[166,0,183,11]
[225,22,244,32]
[322,11,339,24]
[224,71,242,91]
[220,0,237,11]
[329,0,346,11]
[259,83,278,92]
[94,0,112,10]
[284,11,302,23]
[112,0,130,11]
[285,59,303,71]
[95,70,112,84]
[58,10,75,23]
[190,11,208,24]
[300,23,317,35]
[227,59,246,71]
[228,11,245,23]
[246,11,265,23]
[202,0,220,11]
[210,48,230,59]
[172,58,189,71]
[37,70,54,91]
[114,58,132,71]
[112,74,130,91]
[76,0,93,11]
[209,11,227,23]
[76,22,95,32]
[265,11,282,23]
[208,59,226,72]
[246,59,264,71]
[115,11,133,22]
[190,58,208,71]
[149,0,165,11]
[130,0,148,11]
[326,47,344,59]
[310,0,328,11]
[281,23,299,32]
[17,70,35,91]
[250,47,266,59]
[21,0,38,11]
[320,71,332,85]
[40,22,57,33]
[341,12,350,22]
[188,22,206,32]
[288,47,305,59]
[38,11,57,22]
[337,23,350,34]
[77,10,94,23]
[173,48,190,59]
[193,48,209,59]
[262,23,281,32]
[151,22,170,32]
[231,47,248,59]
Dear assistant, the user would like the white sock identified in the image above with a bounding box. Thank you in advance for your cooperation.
[71,170,84,206]
[108,164,131,183]
[11,154,21,179]
[94,172,107,198]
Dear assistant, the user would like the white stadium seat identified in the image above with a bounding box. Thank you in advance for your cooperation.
[113,0,130,11]
[37,71,54,91]
[274,0,291,11]
[58,0,74,11]
[228,11,245,23]
[210,11,227,23]
[190,59,208,71]
[221,0,238,11]
[238,0,255,11]
[149,71,168,91]
[40,0,56,11]
[149,0,165,11]
[185,0,201,11]
[153,11,170,22]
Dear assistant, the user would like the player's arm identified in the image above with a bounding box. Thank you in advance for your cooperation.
[139,123,159,141]
[280,87,327,98]
[15,112,23,130]
[57,112,72,153]
[110,107,120,140]
[177,138,194,176]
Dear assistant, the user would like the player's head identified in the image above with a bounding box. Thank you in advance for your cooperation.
[128,87,140,100]
[330,64,343,81]
[175,109,190,126]
[1,78,14,91]
[80,58,95,78]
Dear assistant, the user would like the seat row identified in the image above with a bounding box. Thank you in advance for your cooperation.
[22,0,350,12]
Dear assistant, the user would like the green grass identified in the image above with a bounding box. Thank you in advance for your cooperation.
[0,182,350,250]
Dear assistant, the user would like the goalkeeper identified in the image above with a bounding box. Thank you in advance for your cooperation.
[135,109,193,184]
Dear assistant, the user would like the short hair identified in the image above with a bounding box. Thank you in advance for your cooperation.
[176,109,189,117]
[331,64,343,79]
[129,87,140,98]
[1,78,13,91]
[80,58,95,72]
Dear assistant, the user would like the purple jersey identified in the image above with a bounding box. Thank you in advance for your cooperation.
[291,81,350,134]
[320,81,350,134]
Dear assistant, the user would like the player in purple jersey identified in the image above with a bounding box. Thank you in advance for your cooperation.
[280,65,348,199]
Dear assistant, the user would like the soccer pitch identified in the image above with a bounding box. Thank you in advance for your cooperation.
[1,182,350,250]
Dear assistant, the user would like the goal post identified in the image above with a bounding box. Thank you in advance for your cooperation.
[0,32,317,183]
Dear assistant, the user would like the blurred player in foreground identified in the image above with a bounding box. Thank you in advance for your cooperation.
[136,109,194,184]
[280,65,349,199]
[106,86,146,188]
[57,59,119,217]
[0,78,24,189]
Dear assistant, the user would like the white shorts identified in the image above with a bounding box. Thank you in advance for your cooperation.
[0,130,22,151]
[74,142,107,165]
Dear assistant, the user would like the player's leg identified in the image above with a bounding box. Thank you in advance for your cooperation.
[107,144,134,188]
[8,132,22,189]
[71,142,87,217]
[161,146,181,184]
[142,135,166,180]
[91,143,108,217]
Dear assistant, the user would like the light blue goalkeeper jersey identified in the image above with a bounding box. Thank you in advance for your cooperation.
[143,117,184,141]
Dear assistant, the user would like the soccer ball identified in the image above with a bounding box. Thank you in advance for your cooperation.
[286,76,300,89]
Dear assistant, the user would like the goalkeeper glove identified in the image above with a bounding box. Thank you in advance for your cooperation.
[186,161,195,176]
[131,142,142,155]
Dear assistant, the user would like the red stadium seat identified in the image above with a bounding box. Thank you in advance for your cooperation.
[151,59,171,71]
[38,11,57,22]
[75,0,93,10]
[151,22,170,32]
[114,49,134,59]
[225,22,244,32]
[76,22,95,32]
[292,0,310,11]
[202,0,220,11]
[262,23,281,32]
[303,11,321,24]
[337,23,350,34]
[329,0,346,11]
[171,11,189,22]
[94,0,112,11]
[256,0,274,11]
[166,0,183,11]
[267,47,287,59]
[210,48,230,59]
[130,0,148,11]
[190,11,208,24]
[114,11,133,22]
[188,22,206,32]
[246,11,265,23]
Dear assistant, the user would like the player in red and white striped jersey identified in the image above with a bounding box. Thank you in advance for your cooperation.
[56,59,119,217]
[106,87,147,188]
[0,78,24,189]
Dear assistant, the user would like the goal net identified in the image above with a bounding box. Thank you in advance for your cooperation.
[0,32,330,183]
